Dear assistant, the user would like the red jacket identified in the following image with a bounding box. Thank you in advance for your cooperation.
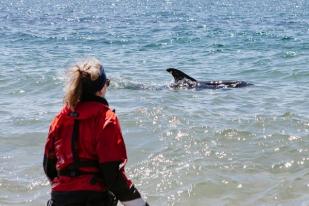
[43,97,132,192]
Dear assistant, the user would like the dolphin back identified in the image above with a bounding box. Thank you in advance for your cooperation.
[166,68,253,89]
[199,80,253,88]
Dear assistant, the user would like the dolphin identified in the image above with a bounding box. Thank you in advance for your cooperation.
[167,68,253,89]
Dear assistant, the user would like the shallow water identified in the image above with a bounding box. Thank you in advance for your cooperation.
[0,0,308,205]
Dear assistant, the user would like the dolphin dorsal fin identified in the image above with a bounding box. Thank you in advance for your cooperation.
[166,68,197,82]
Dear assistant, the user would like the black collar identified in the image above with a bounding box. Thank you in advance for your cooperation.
[80,94,109,106]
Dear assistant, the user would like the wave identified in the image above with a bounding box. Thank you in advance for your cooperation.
[110,78,167,90]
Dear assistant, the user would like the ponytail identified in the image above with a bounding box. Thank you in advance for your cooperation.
[64,58,103,110]
[64,66,83,110]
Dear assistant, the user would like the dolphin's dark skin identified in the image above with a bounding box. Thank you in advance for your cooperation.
[167,68,253,89]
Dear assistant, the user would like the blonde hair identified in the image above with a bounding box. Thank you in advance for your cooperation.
[64,58,102,110]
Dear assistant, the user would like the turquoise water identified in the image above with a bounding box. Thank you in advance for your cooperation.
[0,0,308,205]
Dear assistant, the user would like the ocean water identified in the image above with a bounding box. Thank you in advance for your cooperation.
[0,0,308,205]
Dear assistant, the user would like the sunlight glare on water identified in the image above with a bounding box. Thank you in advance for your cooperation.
[0,0,308,205]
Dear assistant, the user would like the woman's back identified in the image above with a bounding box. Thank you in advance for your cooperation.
[46,99,110,191]
[44,58,148,206]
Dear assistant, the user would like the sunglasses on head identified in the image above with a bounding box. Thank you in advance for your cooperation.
[105,79,110,87]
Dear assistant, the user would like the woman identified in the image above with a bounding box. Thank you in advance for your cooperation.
[43,58,149,206]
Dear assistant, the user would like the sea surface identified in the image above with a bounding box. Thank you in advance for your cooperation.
[0,0,308,205]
